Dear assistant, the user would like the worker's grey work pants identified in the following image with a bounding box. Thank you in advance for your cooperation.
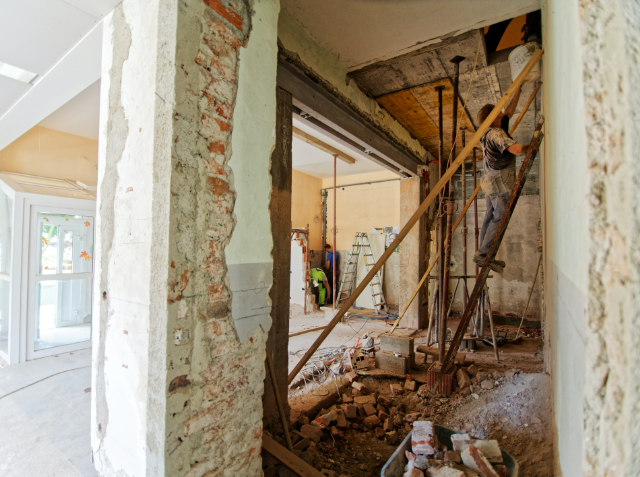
[478,164,515,256]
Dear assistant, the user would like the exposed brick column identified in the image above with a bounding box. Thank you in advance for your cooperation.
[399,177,427,329]
[93,1,278,475]
[265,86,292,432]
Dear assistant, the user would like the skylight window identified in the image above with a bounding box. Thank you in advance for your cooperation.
[0,61,38,84]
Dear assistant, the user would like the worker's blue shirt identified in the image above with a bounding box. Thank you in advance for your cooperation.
[327,251,338,270]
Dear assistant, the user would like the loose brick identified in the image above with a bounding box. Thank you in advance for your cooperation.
[378,411,390,421]
[375,350,409,375]
[363,403,377,416]
[352,382,370,394]
[300,424,323,444]
[386,431,399,444]
[336,410,347,429]
[380,334,414,355]
[374,427,385,438]
[363,415,381,429]
[344,405,357,419]
[456,368,472,389]
[404,380,417,392]
[461,446,500,477]
[377,395,391,407]
[390,383,405,395]
[383,418,393,432]
[346,371,358,383]
[341,393,353,404]
[412,421,437,455]
[354,395,377,405]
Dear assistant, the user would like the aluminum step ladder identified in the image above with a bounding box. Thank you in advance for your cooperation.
[336,232,388,314]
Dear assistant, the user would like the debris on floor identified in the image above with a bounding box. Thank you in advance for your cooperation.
[286,317,551,476]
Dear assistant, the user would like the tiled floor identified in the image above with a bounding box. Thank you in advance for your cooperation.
[0,348,95,477]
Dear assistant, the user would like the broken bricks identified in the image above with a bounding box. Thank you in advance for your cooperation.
[461,445,500,477]
[411,421,437,455]
[390,383,404,395]
[363,415,381,428]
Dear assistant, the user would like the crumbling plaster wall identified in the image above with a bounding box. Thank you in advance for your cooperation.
[574,0,640,476]
[92,0,280,475]
[543,0,640,475]
[277,10,428,163]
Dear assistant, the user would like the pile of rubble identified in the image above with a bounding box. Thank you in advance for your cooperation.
[405,421,508,477]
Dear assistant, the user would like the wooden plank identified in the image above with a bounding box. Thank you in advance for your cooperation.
[288,326,327,337]
[376,90,439,140]
[262,435,325,477]
[292,127,356,164]
[377,78,477,161]
[287,49,544,384]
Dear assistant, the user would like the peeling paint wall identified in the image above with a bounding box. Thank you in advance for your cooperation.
[93,0,279,475]
[277,10,427,162]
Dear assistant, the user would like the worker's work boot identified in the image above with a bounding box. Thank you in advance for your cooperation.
[473,253,504,273]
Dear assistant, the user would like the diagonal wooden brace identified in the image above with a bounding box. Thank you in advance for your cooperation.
[388,81,542,334]
[434,115,546,390]
[287,49,544,385]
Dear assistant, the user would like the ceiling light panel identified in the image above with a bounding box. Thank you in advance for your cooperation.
[0,61,37,84]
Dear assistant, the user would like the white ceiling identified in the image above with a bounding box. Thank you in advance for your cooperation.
[280,0,540,70]
[292,117,388,179]
[0,0,120,121]
[39,80,101,140]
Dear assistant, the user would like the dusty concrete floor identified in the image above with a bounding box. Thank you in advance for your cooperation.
[0,348,95,477]
[284,305,552,477]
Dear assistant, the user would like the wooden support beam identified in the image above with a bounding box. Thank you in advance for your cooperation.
[509,82,542,136]
[289,326,327,338]
[389,80,542,334]
[287,49,544,385]
[293,127,356,164]
[262,435,325,477]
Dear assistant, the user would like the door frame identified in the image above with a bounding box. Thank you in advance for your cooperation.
[26,204,95,360]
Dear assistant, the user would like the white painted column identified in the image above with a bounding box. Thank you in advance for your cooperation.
[399,177,427,330]
[92,0,280,475]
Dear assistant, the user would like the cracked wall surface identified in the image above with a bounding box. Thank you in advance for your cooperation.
[93,0,279,475]
[578,0,640,475]
[543,0,640,475]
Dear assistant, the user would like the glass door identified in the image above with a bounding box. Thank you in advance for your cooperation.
[27,208,94,359]
[0,188,12,360]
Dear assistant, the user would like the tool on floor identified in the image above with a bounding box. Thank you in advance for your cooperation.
[336,232,388,314]
[287,49,543,385]
[435,114,545,390]
[265,350,293,451]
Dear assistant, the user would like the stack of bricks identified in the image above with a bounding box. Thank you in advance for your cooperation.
[375,335,415,375]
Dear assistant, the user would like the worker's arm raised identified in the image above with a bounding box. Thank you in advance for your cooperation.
[507,143,531,155]
[504,86,522,119]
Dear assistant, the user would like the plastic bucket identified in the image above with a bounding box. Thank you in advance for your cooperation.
[380,425,519,477]
[508,42,541,85]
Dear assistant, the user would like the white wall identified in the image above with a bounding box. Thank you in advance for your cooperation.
[542,1,588,475]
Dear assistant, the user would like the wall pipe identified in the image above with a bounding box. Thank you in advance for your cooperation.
[435,85,445,363]
[461,127,468,311]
